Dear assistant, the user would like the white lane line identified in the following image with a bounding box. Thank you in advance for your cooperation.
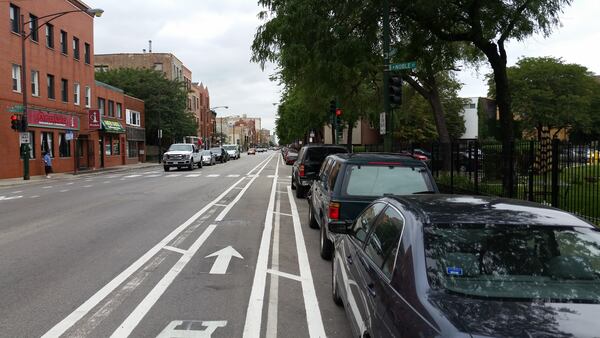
[165,174,181,178]
[227,174,240,177]
[141,171,159,174]
[66,182,74,185]
[163,245,188,255]
[10,190,22,194]
[124,174,142,178]
[30,195,40,198]
[206,174,220,178]
[42,186,53,189]
[83,185,93,188]
[273,211,292,217]
[267,175,277,178]
[266,188,282,338]
[213,203,228,207]
[243,155,279,338]
[41,176,248,338]
[215,153,274,222]
[110,224,217,338]
[286,186,326,338]
[266,269,302,282]
[59,189,69,193]
[106,175,121,178]
[145,174,161,178]
[185,174,201,177]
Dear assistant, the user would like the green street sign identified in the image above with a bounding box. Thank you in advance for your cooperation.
[390,61,417,71]
[8,105,24,113]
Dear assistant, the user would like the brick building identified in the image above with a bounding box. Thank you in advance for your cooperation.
[191,82,213,147]
[0,0,146,179]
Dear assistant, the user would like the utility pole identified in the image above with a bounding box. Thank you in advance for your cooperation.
[382,0,392,152]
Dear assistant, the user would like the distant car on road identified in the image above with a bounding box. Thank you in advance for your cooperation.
[285,149,298,165]
[210,147,229,163]
[201,150,216,166]
[223,144,240,160]
[330,194,600,338]
[308,153,437,259]
[248,147,256,155]
[291,144,348,198]
[162,143,202,171]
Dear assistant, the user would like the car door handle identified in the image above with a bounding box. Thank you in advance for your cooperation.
[346,255,353,265]
[367,283,376,297]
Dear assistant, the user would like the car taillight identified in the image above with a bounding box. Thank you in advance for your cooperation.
[299,164,305,177]
[328,202,340,220]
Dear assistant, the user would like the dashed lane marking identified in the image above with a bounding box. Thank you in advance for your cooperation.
[227,174,240,177]
[124,174,142,178]
[145,174,161,178]
[42,186,53,189]
[165,174,181,178]
[185,174,201,177]
[66,182,74,185]
[59,189,69,193]
[206,174,220,178]
[83,185,93,188]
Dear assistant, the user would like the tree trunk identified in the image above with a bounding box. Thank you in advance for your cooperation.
[346,120,354,152]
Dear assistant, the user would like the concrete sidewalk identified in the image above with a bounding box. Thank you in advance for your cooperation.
[0,162,161,187]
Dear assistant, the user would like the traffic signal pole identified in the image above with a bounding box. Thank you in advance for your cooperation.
[382,0,392,152]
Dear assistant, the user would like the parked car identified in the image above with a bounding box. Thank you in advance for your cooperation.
[162,143,202,171]
[248,147,256,155]
[308,153,437,259]
[223,144,240,160]
[285,149,298,165]
[291,144,348,198]
[201,149,217,166]
[330,194,600,338]
[210,147,229,163]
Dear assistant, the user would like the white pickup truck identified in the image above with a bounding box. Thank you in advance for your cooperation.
[162,143,203,171]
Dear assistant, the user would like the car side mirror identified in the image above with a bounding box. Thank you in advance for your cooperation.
[329,220,352,234]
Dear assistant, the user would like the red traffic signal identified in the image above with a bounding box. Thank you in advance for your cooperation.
[10,115,19,130]
[335,108,342,116]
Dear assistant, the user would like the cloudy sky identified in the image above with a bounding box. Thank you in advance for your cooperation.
[92,0,600,132]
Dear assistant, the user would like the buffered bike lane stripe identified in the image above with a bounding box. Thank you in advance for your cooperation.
[41,157,270,338]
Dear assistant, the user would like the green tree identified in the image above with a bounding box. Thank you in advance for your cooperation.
[488,57,597,141]
[95,68,196,148]
[398,0,574,194]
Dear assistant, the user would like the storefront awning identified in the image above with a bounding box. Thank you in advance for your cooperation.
[102,120,125,133]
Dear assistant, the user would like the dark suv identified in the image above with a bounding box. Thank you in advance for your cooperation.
[291,144,348,198]
[308,153,437,259]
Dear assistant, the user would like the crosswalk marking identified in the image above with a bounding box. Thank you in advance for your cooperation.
[227,174,240,177]
[185,174,201,177]
[206,174,220,178]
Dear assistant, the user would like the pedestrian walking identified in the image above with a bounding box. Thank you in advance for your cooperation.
[43,151,53,178]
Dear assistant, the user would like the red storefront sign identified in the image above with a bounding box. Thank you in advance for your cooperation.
[27,109,80,130]
[88,109,101,129]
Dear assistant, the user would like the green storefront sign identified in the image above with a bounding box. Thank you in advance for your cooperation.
[102,120,125,133]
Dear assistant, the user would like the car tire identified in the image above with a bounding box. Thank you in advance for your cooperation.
[188,163,194,170]
[332,251,343,307]
[320,222,333,260]
[163,166,169,172]
[308,204,319,229]
[198,161,203,169]
[291,179,296,190]
[295,185,304,198]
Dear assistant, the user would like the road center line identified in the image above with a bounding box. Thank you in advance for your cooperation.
[41,156,270,338]
[286,185,326,338]
[243,155,279,338]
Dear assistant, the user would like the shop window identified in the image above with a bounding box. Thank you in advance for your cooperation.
[59,133,71,157]
[47,74,55,99]
[29,14,38,42]
[46,24,54,48]
[128,141,138,158]
[12,64,21,92]
[31,70,39,96]
[9,4,20,33]
[41,132,54,157]
[20,131,35,159]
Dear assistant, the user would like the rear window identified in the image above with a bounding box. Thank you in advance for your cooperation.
[306,147,347,162]
[425,224,600,302]
[343,164,432,196]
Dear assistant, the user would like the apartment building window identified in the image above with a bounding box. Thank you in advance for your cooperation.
[108,100,114,117]
[98,97,106,115]
[73,36,80,59]
[116,102,122,119]
[31,70,39,96]
[41,132,54,157]
[84,43,90,64]
[61,79,68,102]
[20,131,35,159]
[10,4,20,33]
[60,30,67,54]
[29,14,38,42]
[45,24,54,48]
[126,109,141,126]
[59,133,71,157]
[85,86,91,107]
[73,83,80,105]
[11,64,21,92]
[47,74,55,99]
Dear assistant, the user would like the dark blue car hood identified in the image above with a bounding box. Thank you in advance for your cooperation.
[426,292,599,338]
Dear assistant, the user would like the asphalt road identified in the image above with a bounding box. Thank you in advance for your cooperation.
[0,151,352,338]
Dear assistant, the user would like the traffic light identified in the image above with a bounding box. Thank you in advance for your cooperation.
[335,108,342,117]
[389,75,402,105]
[10,115,21,131]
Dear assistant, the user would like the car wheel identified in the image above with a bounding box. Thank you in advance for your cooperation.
[198,161,203,169]
[188,163,194,170]
[295,185,304,198]
[320,222,333,260]
[332,250,343,307]
[291,179,296,190]
[308,204,319,229]
[163,166,169,172]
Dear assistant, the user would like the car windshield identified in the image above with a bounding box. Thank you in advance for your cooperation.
[210,148,221,152]
[306,147,347,162]
[168,144,192,152]
[223,145,237,150]
[343,165,432,196]
[424,224,600,302]
[201,150,211,155]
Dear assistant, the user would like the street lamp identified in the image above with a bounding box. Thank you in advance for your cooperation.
[210,106,229,146]
[19,7,103,180]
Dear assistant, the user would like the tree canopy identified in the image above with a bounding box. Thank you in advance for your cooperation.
[95,68,197,146]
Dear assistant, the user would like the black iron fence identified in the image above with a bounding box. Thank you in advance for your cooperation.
[353,140,600,224]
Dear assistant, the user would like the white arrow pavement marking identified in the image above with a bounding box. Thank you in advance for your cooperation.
[0,195,23,201]
[205,246,243,274]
